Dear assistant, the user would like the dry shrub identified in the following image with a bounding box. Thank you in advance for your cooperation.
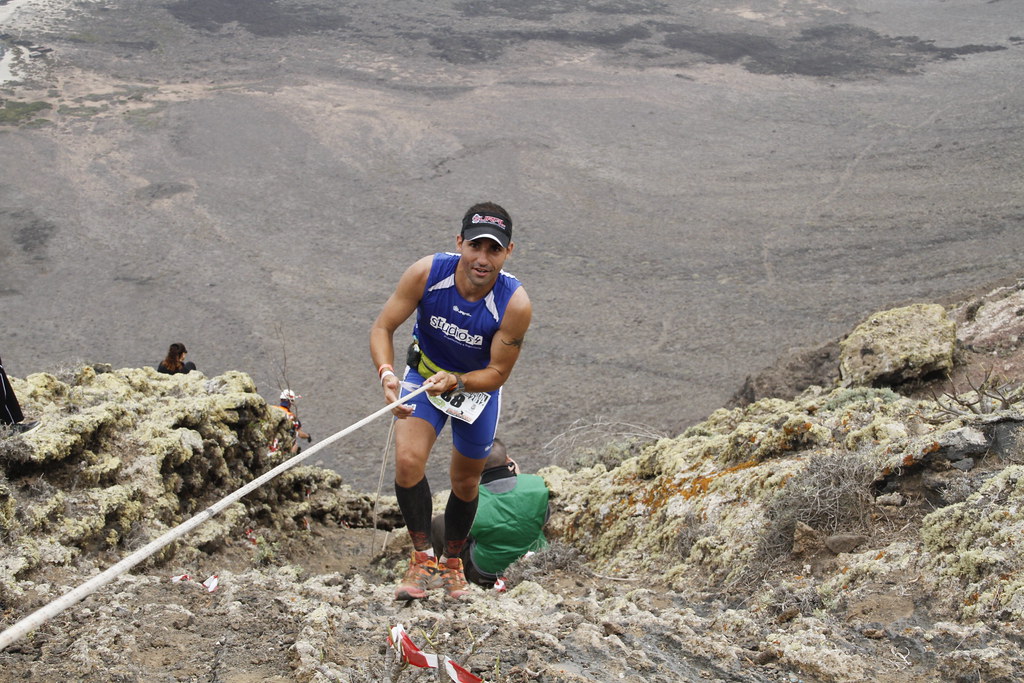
[44,359,87,386]
[253,536,282,566]
[0,426,34,465]
[503,541,591,586]
[758,449,877,559]
[542,418,665,471]
[930,367,1024,418]
[766,581,825,620]
[675,509,718,559]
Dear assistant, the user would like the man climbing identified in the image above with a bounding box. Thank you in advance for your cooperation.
[275,390,311,454]
[430,438,549,588]
[370,201,532,600]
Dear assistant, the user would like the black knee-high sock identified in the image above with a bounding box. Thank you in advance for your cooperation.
[443,492,479,559]
[395,477,432,551]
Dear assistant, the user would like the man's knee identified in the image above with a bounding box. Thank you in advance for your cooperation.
[449,476,480,502]
[394,421,437,485]
[394,448,430,486]
[449,451,486,498]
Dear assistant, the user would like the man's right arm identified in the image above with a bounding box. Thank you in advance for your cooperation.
[370,256,432,415]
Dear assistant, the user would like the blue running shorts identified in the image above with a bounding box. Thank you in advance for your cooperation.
[399,367,501,460]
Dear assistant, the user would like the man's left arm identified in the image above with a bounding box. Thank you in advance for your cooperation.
[463,287,532,394]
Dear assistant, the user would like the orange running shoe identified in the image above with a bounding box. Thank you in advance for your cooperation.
[438,556,470,599]
[394,550,439,600]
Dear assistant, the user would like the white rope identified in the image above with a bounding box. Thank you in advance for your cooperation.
[370,417,396,555]
[0,382,432,651]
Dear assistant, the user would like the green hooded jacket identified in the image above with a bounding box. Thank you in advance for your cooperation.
[470,473,549,575]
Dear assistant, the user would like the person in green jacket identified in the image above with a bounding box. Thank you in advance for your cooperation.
[431,438,549,588]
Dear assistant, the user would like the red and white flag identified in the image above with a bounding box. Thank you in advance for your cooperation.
[389,624,438,669]
[388,624,487,681]
[444,656,484,683]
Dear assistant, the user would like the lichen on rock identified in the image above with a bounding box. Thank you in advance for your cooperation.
[839,303,956,387]
[0,367,397,604]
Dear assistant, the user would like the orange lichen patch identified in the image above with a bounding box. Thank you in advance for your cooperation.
[622,460,762,513]
[686,473,716,497]
[904,441,941,466]
[784,422,814,435]
[875,551,886,560]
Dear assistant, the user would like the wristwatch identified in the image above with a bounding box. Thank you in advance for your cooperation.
[454,374,465,395]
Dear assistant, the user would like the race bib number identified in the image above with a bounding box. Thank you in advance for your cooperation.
[428,390,491,424]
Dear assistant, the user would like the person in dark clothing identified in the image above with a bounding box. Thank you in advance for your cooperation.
[430,438,549,588]
[1,354,40,434]
[157,343,197,375]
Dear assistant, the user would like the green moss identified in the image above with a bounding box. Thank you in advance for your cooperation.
[65,32,104,44]
[22,491,65,532]
[0,478,16,531]
[57,104,105,117]
[81,453,122,486]
[921,466,1024,588]
[822,387,901,411]
[123,105,167,128]
[0,100,52,125]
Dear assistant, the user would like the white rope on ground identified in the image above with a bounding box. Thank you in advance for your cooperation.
[0,382,433,652]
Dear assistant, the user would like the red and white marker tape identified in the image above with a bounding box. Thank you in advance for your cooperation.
[387,624,483,682]
[170,573,219,593]
[388,624,438,669]
[444,656,484,683]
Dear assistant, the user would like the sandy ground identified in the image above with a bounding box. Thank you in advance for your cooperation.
[1,0,1023,490]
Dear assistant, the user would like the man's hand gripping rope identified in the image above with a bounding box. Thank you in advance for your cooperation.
[382,372,460,418]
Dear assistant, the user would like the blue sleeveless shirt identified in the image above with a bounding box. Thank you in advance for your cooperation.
[412,252,522,374]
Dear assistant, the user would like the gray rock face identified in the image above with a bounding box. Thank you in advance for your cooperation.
[935,427,990,462]
[952,281,1024,353]
[839,303,956,388]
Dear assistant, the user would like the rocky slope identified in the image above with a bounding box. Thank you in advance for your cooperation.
[1,279,1023,682]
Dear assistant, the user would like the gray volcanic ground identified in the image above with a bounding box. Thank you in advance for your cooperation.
[1,0,1022,489]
